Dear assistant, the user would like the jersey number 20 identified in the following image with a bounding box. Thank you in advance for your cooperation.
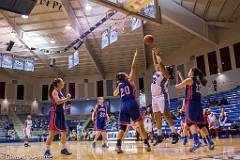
[120,86,130,97]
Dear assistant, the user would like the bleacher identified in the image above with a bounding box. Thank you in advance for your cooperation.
[0,115,16,142]
[105,86,240,137]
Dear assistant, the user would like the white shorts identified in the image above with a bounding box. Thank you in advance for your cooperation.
[152,95,170,113]
[24,128,31,137]
[144,123,153,133]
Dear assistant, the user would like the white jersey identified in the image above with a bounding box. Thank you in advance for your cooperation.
[25,120,32,129]
[144,114,152,124]
[144,114,153,133]
[151,71,169,97]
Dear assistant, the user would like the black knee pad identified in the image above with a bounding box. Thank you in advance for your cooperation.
[120,125,127,132]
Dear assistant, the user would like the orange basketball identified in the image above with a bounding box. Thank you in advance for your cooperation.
[144,35,154,46]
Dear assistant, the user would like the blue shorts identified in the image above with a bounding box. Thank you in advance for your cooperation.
[185,100,204,127]
[119,99,142,125]
[94,118,106,131]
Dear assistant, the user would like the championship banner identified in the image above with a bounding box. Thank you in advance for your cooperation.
[64,10,117,52]
[123,0,153,13]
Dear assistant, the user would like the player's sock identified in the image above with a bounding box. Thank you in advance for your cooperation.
[157,129,162,136]
[116,139,122,147]
[92,141,96,148]
[115,139,123,153]
[193,134,200,145]
[46,145,50,151]
[61,143,66,150]
[170,126,176,133]
[202,137,208,144]
[205,136,214,150]
[183,136,188,145]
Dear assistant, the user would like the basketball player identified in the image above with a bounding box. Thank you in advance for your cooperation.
[113,49,151,153]
[92,97,109,148]
[24,115,32,147]
[44,78,72,158]
[175,68,214,152]
[151,48,179,145]
[144,111,154,143]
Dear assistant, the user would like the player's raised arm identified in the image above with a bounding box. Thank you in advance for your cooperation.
[177,70,184,82]
[152,48,170,79]
[129,49,138,83]
[152,48,158,71]
[175,78,193,89]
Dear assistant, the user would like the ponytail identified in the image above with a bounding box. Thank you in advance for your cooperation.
[49,78,63,98]
[191,68,207,86]
[49,83,55,98]
[198,70,207,86]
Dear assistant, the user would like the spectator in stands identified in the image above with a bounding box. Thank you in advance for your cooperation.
[208,112,220,138]
[212,80,217,92]
[109,114,116,124]
[219,97,229,106]
[81,130,89,141]
[219,108,228,126]
[210,99,219,107]
[69,129,77,141]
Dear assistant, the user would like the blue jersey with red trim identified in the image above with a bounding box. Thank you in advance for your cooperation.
[96,104,107,119]
[185,77,201,101]
[118,80,136,102]
[51,91,65,113]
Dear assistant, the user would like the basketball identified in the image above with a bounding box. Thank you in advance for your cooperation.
[144,35,154,46]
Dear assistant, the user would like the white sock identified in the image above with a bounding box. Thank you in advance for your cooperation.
[157,129,162,136]
[62,143,66,150]
[170,126,176,133]
[46,145,50,150]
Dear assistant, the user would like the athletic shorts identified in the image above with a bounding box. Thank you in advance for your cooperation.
[119,99,142,125]
[185,100,205,128]
[24,128,31,137]
[94,118,106,131]
[48,110,67,132]
[152,95,170,113]
[144,123,153,133]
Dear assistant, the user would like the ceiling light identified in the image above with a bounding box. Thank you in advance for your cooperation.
[65,25,72,30]
[50,39,56,44]
[85,3,92,11]
[21,15,29,19]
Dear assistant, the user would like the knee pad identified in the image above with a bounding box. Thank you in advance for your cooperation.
[120,125,127,132]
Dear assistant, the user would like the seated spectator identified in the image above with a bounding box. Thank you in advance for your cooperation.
[109,114,116,124]
[208,112,220,138]
[207,98,211,107]
[219,108,228,126]
[219,97,229,106]
[211,99,219,107]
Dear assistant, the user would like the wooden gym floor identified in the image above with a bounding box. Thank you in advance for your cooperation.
[0,139,240,160]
